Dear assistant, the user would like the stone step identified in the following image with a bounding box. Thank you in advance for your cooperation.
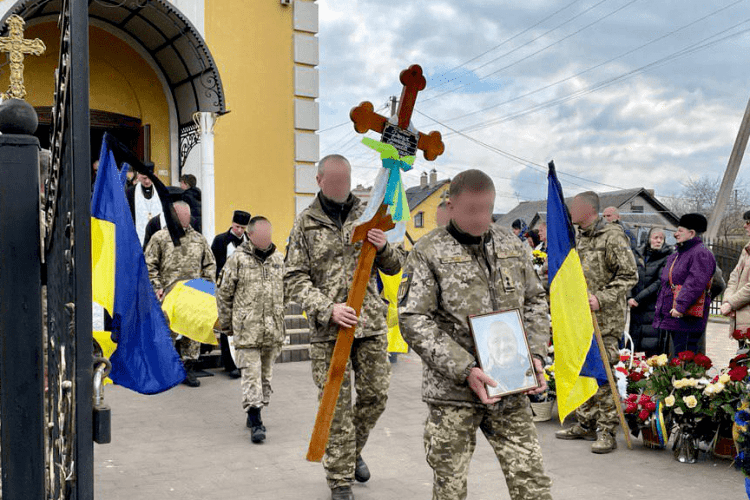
[277,343,310,363]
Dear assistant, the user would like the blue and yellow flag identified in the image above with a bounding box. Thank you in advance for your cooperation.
[91,139,185,394]
[546,161,607,422]
[161,278,219,346]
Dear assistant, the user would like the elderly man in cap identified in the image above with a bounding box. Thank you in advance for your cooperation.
[653,213,716,355]
[212,210,252,378]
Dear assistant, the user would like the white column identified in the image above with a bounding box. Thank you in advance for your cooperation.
[197,112,216,240]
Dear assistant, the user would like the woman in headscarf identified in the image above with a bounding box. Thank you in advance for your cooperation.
[721,210,750,348]
[653,213,716,355]
[627,227,673,356]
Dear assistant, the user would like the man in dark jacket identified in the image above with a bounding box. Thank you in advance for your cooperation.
[180,174,202,233]
[211,210,252,378]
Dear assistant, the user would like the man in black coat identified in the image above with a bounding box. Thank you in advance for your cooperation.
[180,174,202,233]
[211,210,252,378]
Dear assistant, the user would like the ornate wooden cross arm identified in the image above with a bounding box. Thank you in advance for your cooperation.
[306,205,395,462]
[351,64,445,161]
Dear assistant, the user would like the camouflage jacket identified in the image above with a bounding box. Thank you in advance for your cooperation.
[145,226,216,292]
[283,195,403,343]
[399,223,550,407]
[216,241,285,348]
[577,217,638,338]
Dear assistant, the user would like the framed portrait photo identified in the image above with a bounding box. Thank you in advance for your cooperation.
[468,309,539,398]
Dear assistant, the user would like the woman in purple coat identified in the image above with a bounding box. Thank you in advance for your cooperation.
[653,213,716,355]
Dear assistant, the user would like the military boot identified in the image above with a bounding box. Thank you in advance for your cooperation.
[181,361,200,388]
[591,431,617,454]
[330,485,354,500]
[246,407,266,443]
[555,423,596,441]
[354,455,370,483]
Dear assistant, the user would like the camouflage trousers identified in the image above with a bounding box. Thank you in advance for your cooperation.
[310,334,391,489]
[236,344,282,411]
[575,334,620,433]
[424,396,552,500]
[173,334,200,362]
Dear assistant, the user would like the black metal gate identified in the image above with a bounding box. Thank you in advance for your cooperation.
[42,0,93,498]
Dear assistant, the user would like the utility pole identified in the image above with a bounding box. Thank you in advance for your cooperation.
[390,95,398,117]
[706,96,750,240]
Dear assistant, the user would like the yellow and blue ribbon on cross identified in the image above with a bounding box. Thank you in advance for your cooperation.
[362,138,414,223]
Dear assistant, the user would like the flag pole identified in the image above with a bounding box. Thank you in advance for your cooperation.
[591,311,633,450]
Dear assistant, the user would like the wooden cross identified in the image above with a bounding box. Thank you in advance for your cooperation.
[350,64,445,161]
[0,15,46,100]
[307,64,442,462]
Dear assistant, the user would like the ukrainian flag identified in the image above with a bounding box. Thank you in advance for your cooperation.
[91,139,186,394]
[161,278,219,346]
[546,161,607,422]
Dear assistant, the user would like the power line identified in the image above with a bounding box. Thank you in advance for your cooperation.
[423,0,582,94]
[438,0,745,125]
[449,19,750,136]
[414,109,626,192]
[318,121,350,133]
[422,0,636,103]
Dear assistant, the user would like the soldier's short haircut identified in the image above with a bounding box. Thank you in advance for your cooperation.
[247,215,270,233]
[317,154,351,176]
[575,191,600,213]
[173,200,191,214]
[180,174,197,188]
[449,169,495,199]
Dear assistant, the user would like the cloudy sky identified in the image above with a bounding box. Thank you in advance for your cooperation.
[316,0,750,213]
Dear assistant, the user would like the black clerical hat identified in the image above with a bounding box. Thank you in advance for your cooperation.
[233,210,251,226]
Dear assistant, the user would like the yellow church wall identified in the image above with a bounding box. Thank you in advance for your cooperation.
[17,23,172,182]
[205,1,296,245]
[404,184,450,251]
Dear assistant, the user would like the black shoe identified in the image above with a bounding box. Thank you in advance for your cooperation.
[246,407,259,429]
[250,425,266,443]
[354,455,370,483]
[331,485,354,500]
[228,368,241,379]
[181,363,200,387]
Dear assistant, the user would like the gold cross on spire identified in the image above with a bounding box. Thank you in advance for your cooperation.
[0,15,45,100]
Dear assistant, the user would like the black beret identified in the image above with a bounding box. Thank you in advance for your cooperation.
[678,213,707,233]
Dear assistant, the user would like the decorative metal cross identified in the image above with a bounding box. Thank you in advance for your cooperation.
[307,64,443,462]
[351,64,445,161]
[0,15,46,100]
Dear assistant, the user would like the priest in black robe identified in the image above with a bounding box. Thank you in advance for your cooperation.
[211,210,252,378]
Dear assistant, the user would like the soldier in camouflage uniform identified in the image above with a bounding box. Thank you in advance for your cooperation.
[145,201,216,387]
[216,216,284,443]
[555,191,637,453]
[284,154,402,500]
[399,169,552,500]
